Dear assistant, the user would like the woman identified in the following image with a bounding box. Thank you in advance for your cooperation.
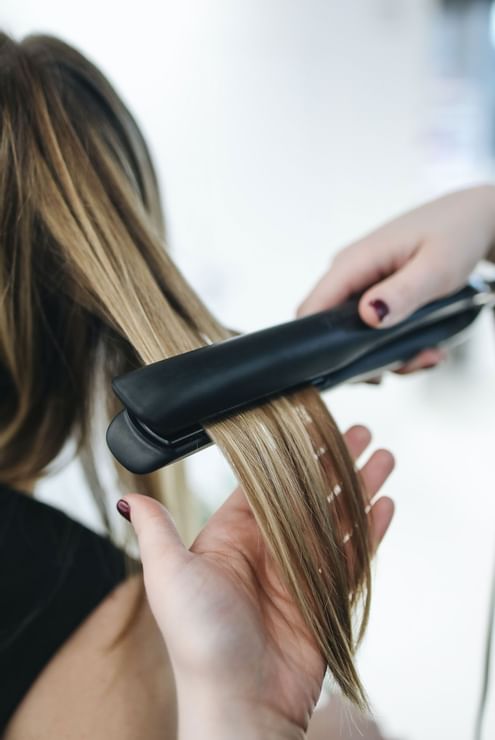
[0,32,395,739]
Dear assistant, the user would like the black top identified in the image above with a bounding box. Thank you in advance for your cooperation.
[0,484,133,731]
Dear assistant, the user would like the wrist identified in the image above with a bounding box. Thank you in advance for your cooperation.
[175,680,305,740]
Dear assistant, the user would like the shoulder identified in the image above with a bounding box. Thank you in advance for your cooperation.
[0,487,174,739]
[4,574,176,740]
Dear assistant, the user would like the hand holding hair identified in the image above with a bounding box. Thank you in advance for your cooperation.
[298,185,495,373]
[117,426,394,740]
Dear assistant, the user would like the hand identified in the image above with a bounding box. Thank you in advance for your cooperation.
[118,426,395,740]
[298,185,495,372]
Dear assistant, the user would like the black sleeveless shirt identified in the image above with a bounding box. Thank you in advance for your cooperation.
[0,484,131,731]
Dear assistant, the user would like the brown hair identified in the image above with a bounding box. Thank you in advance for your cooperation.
[0,32,372,707]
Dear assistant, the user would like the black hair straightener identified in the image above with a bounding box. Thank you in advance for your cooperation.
[106,276,495,475]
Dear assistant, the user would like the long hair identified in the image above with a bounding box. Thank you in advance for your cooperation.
[0,32,372,707]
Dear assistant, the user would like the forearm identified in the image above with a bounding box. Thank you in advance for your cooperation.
[176,685,305,740]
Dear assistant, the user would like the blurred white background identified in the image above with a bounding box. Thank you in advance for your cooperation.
[2,1,495,738]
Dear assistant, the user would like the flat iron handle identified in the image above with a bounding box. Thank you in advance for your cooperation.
[318,305,481,389]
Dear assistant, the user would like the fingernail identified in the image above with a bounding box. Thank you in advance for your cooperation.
[116,498,131,522]
[369,299,390,323]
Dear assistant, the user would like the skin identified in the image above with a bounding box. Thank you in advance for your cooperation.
[307,695,393,740]
[298,184,495,372]
[3,575,177,740]
[124,425,395,739]
[4,427,393,740]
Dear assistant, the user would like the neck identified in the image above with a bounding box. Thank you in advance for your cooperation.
[0,479,36,495]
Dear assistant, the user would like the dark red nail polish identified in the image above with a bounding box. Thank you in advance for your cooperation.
[369,299,390,322]
[116,499,131,522]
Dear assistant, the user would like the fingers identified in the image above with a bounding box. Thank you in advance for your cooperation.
[358,246,456,327]
[394,347,446,374]
[359,448,395,504]
[342,425,372,461]
[340,448,395,557]
[297,250,386,318]
[368,496,395,554]
[342,493,395,581]
[121,493,188,576]
[298,224,459,331]
[341,429,395,500]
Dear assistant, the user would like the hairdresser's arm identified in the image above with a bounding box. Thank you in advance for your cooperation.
[170,693,304,740]
[306,695,389,740]
[299,185,495,371]
[119,426,394,740]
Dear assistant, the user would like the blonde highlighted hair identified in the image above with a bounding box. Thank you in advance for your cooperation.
[0,32,372,707]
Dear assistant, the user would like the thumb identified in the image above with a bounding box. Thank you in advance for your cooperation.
[119,494,188,576]
[359,248,450,327]
[297,254,382,318]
